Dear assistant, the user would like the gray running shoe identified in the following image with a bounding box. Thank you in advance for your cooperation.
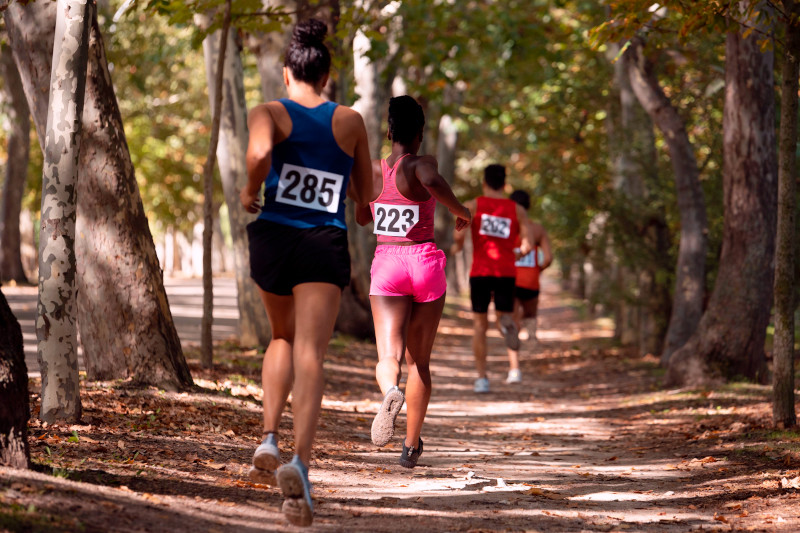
[249,433,279,485]
[398,437,423,469]
[276,456,314,527]
[505,369,522,384]
[371,386,405,446]
[474,377,490,393]
[499,315,521,350]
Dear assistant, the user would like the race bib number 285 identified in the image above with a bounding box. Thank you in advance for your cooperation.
[276,163,344,213]
[479,213,511,239]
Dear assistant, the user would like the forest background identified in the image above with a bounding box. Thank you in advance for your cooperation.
[0,0,798,436]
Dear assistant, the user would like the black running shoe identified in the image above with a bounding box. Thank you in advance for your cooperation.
[398,437,423,469]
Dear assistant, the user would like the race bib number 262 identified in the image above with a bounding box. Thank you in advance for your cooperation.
[275,163,344,213]
[479,213,511,239]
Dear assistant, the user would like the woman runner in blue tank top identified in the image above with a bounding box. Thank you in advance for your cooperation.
[239,19,372,528]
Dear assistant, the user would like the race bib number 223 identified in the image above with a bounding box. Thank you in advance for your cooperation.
[275,163,344,213]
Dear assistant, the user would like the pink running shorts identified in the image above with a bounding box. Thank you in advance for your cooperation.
[369,242,447,303]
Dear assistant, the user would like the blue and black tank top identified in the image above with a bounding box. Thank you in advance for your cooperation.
[258,98,354,230]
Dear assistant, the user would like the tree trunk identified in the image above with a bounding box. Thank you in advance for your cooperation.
[336,25,384,337]
[435,86,463,294]
[625,37,708,365]
[0,289,29,468]
[667,6,777,386]
[5,2,193,390]
[608,41,659,352]
[772,0,799,428]
[0,42,31,285]
[198,13,271,348]
[37,0,92,423]
[247,13,290,102]
[200,0,232,367]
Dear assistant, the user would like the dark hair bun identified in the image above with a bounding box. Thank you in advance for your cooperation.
[293,19,327,47]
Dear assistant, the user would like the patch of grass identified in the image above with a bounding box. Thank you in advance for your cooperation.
[763,429,800,441]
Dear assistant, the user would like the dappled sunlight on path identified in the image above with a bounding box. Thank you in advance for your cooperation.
[4,274,799,532]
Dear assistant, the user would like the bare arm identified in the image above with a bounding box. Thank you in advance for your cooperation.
[537,224,553,270]
[241,104,276,213]
[416,156,471,231]
[345,111,373,207]
[355,160,382,226]
[451,198,476,254]
[516,204,533,257]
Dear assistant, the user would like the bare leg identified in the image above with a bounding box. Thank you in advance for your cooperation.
[370,295,413,394]
[473,313,489,378]
[519,296,539,341]
[497,310,520,372]
[290,282,341,466]
[404,295,445,448]
[258,289,295,436]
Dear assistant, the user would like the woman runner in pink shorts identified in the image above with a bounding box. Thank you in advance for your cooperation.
[356,95,471,468]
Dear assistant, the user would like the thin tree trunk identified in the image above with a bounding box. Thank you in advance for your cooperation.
[609,41,658,352]
[624,37,708,365]
[0,42,31,285]
[5,2,193,390]
[198,15,271,347]
[337,23,382,337]
[435,86,462,294]
[201,0,232,367]
[37,0,92,423]
[0,289,30,468]
[668,4,777,386]
[772,0,799,428]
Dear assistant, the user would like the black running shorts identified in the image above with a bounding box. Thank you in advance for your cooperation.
[469,276,516,314]
[515,286,540,302]
[247,218,351,295]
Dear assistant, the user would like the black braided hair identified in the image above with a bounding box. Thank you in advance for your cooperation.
[388,95,425,145]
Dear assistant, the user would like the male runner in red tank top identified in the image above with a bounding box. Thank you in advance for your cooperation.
[452,164,532,393]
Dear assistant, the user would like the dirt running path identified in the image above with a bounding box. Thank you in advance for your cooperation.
[2,278,799,532]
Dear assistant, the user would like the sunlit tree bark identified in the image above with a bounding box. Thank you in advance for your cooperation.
[4,1,192,390]
[37,0,92,423]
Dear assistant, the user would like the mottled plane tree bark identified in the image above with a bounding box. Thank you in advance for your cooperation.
[0,41,31,285]
[668,3,777,386]
[772,0,800,428]
[197,14,270,347]
[4,1,192,390]
[37,0,92,423]
[0,289,29,468]
[624,36,708,365]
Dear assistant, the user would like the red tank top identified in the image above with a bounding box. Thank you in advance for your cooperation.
[515,243,541,290]
[370,154,436,243]
[469,196,519,278]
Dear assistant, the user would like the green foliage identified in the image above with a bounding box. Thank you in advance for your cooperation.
[140,0,288,47]
[101,2,221,236]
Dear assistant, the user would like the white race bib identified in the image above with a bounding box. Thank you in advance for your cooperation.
[275,163,343,213]
[515,247,537,268]
[373,203,420,237]
[479,213,511,239]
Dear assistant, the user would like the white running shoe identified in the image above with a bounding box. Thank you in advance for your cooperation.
[474,377,490,393]
[506,369,522,384]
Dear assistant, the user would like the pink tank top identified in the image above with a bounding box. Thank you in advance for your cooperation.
[369,154,436,243]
